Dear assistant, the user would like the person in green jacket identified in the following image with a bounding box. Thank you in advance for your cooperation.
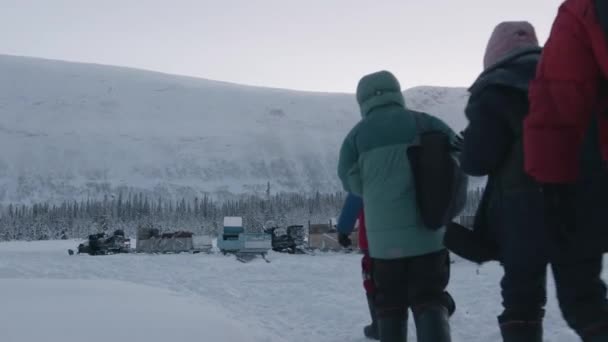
[338,70,455,342]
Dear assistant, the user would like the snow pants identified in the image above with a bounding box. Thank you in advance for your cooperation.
[493,191,608,338]
[372,249,453,318]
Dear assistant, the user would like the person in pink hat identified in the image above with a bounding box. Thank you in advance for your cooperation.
[456,22,545,342]
[453,19,604,341]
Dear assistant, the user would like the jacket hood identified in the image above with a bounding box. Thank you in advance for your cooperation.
[483,21,539,70]
[470,47,541,94]
[356,71,405,117]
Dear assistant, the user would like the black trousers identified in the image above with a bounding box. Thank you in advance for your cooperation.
[493,191,608,336]
[373,249,452,318]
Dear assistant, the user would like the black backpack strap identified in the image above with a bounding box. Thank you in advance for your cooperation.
[412,112,421,145]
[412,112,429,146]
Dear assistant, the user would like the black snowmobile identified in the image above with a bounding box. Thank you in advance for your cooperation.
[264,225,306,254]
[69,230,131,255]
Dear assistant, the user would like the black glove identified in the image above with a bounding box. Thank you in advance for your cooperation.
[451,133,464,152]
[338,233,352,248]
[542,183,577,245]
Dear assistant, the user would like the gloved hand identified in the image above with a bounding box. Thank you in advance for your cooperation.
[338,233,352,248]
[451,132,464,152]
[542,183,577,245]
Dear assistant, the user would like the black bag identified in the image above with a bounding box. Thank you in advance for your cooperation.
[444,222,499,264]
[444,181,499,264]
[407,114,468,230]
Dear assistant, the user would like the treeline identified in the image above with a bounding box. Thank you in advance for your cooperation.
[0,190,346,241]
[0,187,485,241]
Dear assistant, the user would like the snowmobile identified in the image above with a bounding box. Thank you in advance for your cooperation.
[264,225,307,254]
[68,230,131,256]
[217,217,272,263]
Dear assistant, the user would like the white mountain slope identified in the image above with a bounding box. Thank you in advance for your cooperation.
[0,55,470,204]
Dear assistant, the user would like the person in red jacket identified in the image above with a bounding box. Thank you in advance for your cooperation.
[337,193,379,340]
[525,0,608,183]
[524,0,608,340]
[358,210,379,339]
[357,211,375,297]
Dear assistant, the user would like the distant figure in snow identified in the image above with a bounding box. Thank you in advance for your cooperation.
[338,71,456,342]
[336,193,378,340]
[456,20,547,342]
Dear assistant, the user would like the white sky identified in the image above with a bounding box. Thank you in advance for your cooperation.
[1,0,564,92]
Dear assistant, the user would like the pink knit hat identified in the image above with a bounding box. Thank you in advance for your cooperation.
[483,21,539,69]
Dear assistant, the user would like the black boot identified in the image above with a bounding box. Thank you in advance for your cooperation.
[441,292,456,317]
[498,309,544,342]
[585,334,608,342]
[378,316,407,342]
[413,304,451,342]
[582,320,608,342]
[364,295,379,340]
[499,321,542,342]
[364,324,379,340]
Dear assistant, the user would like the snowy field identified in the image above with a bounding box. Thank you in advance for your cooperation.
[0,240,593,342]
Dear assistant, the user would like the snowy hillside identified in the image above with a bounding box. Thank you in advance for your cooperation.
[0,240,585,342]
[0,55,469,204]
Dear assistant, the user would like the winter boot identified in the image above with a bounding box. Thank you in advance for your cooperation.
[413,304,451,342]
[582,321,608,342]
[441,292,456,317]
[378,316,407,342]
[585,334,608,342]
[364,295,379,340]
[499,321,542,342]
[364,324,379,340]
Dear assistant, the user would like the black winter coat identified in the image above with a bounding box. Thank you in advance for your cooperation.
[460,46,608,259]
[456,48,542,262]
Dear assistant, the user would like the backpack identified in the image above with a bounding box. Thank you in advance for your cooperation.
[407,113,468,230]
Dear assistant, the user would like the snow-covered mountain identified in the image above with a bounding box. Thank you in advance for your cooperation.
[0,55,469,204]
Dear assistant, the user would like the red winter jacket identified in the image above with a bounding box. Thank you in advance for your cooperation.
[524,0,608,183]
[358,210,369,251]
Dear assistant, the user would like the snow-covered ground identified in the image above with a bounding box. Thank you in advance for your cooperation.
[0,279,273,342]
[0,240,588,342]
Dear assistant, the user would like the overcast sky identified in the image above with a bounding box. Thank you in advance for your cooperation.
[1,0,563,92]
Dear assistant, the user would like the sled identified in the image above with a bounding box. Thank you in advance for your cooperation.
[308,224,359,252]
[136,227,212,254]
[235,252,271,263]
